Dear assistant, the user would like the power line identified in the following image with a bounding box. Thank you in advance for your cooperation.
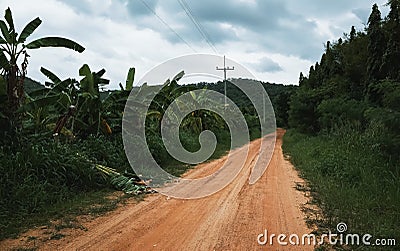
[179,0,218,53]
[139,0,197,52]
[184,0,218,54]
[177,0,218,54]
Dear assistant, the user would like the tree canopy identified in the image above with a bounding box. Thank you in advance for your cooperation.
[288,1,400,159]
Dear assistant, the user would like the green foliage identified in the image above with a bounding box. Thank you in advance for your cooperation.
[191,80,295,128]
[0,7,84,127]
[288,88,328,133]
[285,3,400,248]
[367,3,386,81]
[76,134,130,172]
[364,108,400,158]
[95,164,148,194]
[109,174,145,194]
[283,129,400,250]
[0,139,105,238]
[18,72,77,135]
[0,133,138,239]
[381,0,400,81]
[288,1,400,159]
[317,98,368,130]
[74,64,109,135]
[17,65,136,137]
[124,67,135,91]
[25,37,84,52]
[367,79,400,109]
[341,33,368,97]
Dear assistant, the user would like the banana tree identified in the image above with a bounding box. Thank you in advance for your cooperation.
[118,67,135,92]
[18,67,79,135]
[180,88,226,133]
[146,71,197,132]
[75,64,112,135]
[19,65,137,137]
[0,7,84,128]
[102,67,136,132]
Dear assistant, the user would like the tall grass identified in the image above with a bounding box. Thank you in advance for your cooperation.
[283,126,399,250]
[0,135,131,239]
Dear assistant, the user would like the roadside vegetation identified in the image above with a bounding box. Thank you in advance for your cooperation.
[283,1,400,250]
[0,7,292,240]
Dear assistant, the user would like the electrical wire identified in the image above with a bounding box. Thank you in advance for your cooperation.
[178,0,218,54]
[139,0,197,52]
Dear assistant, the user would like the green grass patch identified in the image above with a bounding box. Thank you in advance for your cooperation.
[283,129,399,250]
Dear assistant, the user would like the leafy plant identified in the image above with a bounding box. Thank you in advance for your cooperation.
[95,164,151,194]
[19,65,136,136]
[0,7,84,128]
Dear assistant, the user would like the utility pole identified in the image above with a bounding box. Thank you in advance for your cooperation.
[216,56,234,108]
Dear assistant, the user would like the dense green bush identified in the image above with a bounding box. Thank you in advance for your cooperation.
[0,135,138,239]
[317,98,368,130]
[77,135,131,172]
[0,140,105,215]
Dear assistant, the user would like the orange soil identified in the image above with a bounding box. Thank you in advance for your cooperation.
[1,129,314,250]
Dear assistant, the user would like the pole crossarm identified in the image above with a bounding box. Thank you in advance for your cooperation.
[216,56,235,108]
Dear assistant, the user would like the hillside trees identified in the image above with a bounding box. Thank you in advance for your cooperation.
[381,0,400,81]
[288,1,400,159]
[367,4,386,81]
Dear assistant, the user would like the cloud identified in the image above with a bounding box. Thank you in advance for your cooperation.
[0,0,391,87]
[187,0,288,30]
[126,0,159,17]
[352,4,390,25]
[352,8,372,24]
[251,57,283,73]
[55,0,92,14]
[119,0,386,61]
[51,0,389,60]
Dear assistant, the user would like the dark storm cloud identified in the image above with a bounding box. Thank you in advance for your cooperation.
[186,0,289,30]
[126,0,159,17]
[252,57,283,73]
[254,17,321,59]
[123,0,327,59]
[166,24,238,46]
[287,0,379,17]
[55,0,389,62]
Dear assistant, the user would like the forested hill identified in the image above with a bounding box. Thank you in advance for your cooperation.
[281,2,400,246]
[288,1,400,159]
[190,80,297,128]
[24,77,45,93]
[24,76,296,129]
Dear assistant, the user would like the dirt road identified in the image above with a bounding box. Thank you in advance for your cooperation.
[5,129,314,250]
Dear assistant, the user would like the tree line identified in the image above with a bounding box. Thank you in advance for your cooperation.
[288,0,400,160]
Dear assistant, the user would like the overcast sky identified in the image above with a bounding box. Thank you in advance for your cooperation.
[0,0,389,88]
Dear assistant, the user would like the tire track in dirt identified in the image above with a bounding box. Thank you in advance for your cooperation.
[2,129,314,250]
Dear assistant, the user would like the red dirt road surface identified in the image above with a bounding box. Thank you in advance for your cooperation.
[3,129,314,250]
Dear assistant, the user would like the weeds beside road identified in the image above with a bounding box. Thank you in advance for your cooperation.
[283,128,399,250]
